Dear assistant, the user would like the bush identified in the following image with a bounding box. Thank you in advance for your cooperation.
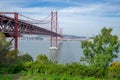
[87,67,107,78]
[23,61,33,71]
[46,63,64,75]
[62,63,107,78]
[0,62,23,74]
[0,68,7,74]
[22,60,107,78]
[18,53,33,63]
[31,62,46,74]
[63,63,86,76]
[0,75,12,80]
[7,63,23,74]
[36,54,49,63]
[108,62,120,79]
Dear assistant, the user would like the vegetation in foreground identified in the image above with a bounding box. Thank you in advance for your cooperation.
[0,74,107,80]
[0,27,120,80]
[0,55,120,80]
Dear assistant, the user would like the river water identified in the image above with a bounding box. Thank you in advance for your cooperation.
[18,40,120,64]
[18,40,83,63]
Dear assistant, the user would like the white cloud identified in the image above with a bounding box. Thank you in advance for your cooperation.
[0,0,120,36]
[58,3,120,17]
[58,4,120,36]
[59,4,102,14]
[60,15,120,36]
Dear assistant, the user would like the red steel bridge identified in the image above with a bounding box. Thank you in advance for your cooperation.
[0,12,63,50]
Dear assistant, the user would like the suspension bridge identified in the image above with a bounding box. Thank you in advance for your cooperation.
[0,11,63,50]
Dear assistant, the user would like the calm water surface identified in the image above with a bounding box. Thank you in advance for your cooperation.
[18,40,83,63]
[18,40,120,63]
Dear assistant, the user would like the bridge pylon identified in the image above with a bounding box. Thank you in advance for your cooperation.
[0,12,18,50]
[50,11,58,49]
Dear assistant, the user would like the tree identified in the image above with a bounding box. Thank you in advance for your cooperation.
[0,32,19,65]
[6,49,18,65]
[0,32,11,65]
[81,27,120,68]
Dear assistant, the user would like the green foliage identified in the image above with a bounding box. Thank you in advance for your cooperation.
[0,63,23,74]
[18,53,33,62]
[7,63,23,74]
[0,75,12,80]
[6,53,33,74]
[23,61,33,69]
[0,33,33,74]
[108,62,120,79]
[1,53,120,79]
[64,63,86,76]
[45,63,64,75]
[16,74,105,80]
[36,54,49,63]
[0,33,12,65]
[31,62,46,74]
[0,32,19,66]
[85,67,107,78]
[22,61,107,78]
[81,27,120,68]
[6,50,18,65]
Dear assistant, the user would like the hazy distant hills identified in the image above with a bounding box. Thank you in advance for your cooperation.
[28,34,89,39]
[63,34,87,39]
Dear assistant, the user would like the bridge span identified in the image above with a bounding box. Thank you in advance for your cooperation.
[0,12,63,50]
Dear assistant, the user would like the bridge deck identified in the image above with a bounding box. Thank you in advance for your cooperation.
[0,15,61,37]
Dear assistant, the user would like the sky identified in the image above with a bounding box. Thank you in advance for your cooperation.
[0,0,120,37]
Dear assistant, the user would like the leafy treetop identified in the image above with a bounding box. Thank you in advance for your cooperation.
[81,27,120,68]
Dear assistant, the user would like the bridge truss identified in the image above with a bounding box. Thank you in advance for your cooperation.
[0,12,63,50]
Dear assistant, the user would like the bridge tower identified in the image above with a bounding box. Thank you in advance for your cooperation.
[50,11,58,49]
[0,12,18,50]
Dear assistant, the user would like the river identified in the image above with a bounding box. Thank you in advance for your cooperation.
[17,40,120,64]
[17,40,83,63]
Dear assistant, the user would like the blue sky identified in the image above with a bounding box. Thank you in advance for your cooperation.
[0,0,120,37]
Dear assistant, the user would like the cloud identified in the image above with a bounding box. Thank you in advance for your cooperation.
[59,4,102,14]
[1,0,120,17]
[0,0,120,36]
[57,3,120,36]
[58,3,120,17]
